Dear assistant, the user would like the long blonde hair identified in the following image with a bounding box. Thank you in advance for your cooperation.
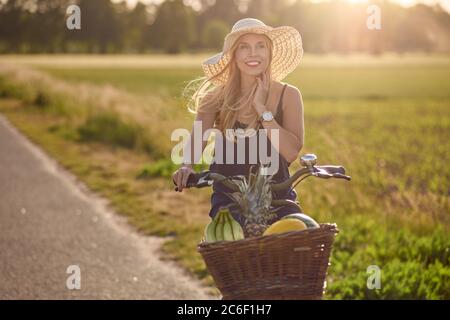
[184,34,273,134]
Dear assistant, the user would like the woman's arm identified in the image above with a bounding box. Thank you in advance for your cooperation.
[259,85,304,163]
[173,111,216,192]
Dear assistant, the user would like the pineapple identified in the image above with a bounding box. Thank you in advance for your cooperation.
[225,165,278,237]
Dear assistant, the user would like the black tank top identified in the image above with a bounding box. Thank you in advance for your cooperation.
[208,84,298,213]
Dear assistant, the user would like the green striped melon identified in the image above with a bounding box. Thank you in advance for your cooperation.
[204,207,245,242]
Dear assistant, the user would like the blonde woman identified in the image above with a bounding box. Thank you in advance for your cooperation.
[172,18,305,224]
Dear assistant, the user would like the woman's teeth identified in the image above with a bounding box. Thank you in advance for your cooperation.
[245,61,261,67]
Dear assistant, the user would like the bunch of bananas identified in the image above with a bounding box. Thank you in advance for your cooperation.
[204,207,245,243]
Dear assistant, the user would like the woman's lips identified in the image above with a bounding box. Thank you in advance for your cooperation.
[245,61,261,67]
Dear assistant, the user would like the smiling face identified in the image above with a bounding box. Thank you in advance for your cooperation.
[234,33,271,78]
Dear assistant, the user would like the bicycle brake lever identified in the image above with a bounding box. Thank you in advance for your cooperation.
[195,174,214,188]
[314,172,333,179]
[331,173,352,181]
[312,167,333,179]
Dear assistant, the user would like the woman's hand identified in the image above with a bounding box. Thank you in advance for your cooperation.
[253,72,270,116]
[172,165,195,192]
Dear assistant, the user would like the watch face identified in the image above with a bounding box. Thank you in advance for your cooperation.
[263,112,273,121]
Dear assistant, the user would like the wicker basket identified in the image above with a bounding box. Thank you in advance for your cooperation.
[198,223,339,300]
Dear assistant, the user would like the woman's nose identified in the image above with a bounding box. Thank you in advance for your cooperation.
[247,48,258,58]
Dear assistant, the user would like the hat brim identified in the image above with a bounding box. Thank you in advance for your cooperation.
[202,25,303,86]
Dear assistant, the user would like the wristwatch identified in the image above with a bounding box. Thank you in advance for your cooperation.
[260,111,274,122]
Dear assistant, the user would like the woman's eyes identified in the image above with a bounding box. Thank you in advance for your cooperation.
[239,43,266,49]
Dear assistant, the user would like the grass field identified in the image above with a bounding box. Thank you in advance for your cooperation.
[0,53,449,299]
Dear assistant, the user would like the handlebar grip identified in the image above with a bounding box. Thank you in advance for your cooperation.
[315,169,351,181]
[173,171,210,191]
[173,173,196,191]
[317,165,346,175]
[186,172,201,187]
[331,173,352,181]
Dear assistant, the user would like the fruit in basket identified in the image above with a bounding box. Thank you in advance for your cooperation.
[225,165,277,238]
[263,218,307,236]
[204,207,244,242]
[281,213,320,229]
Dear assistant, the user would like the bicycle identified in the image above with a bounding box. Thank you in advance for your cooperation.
[174,153,351,300]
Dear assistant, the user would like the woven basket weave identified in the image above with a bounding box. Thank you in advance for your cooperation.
[198,223,339,300]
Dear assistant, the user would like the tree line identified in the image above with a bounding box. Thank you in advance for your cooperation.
[1,0,449,54]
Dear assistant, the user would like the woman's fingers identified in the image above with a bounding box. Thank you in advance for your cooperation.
[182,171,191,189]
[173,170,184,192]
[180,170,188,191]
[257,76,262,88]
[178,174,184,191]
[172,172,178,185]
[258,76,264,93]
[258,73,269,102]
[173,166,195,192]
[173,173,181,192]
[262,72,269,91]
[256,73,270,91]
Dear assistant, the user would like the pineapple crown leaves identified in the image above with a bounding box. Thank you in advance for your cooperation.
[223,164,277,225]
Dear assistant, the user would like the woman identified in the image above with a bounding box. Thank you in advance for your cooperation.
[172,18,305,225]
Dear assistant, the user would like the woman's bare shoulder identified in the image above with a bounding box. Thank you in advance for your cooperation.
[278,82,303,113]
[276,81,300,98]
[273,81,300,94]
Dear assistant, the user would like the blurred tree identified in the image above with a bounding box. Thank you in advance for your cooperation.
[201,18,228,50]
[148,0,195,54]
[122,1,149,52]
[199,0,241,25]
[282,1,329,54]
[78,0,122,53]
[196,0,241,38]
[28,0,70,53]
[0,0,449,54]
[246,0,291,26]
[0,0,29,52]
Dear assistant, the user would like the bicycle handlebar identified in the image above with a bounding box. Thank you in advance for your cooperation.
[173,163,351,192]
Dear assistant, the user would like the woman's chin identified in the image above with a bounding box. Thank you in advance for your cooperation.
[242,69,264,77]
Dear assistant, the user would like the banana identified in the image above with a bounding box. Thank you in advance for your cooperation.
[222,215,234,241]
[231,219,244,240]
[216,211,225,242]
[204,221,215,242]
[204,212,221,242]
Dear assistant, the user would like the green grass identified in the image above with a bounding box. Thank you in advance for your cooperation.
[0,53,449,299]
[78,111,149,151]
[39,68,200,98]
[38,64,450,100]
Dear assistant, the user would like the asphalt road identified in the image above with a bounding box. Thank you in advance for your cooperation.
[0,114,213,300]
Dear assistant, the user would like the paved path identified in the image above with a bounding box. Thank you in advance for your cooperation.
[0,113,213,299]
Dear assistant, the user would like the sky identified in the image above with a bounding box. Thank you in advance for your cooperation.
[114,0,450,13]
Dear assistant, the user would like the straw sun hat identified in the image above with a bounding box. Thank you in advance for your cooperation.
[202,18,303,86]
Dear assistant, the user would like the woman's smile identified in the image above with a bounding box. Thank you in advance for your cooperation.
[245,60,262,67]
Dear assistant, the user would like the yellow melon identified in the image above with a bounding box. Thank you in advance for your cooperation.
[263,218,307,236]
